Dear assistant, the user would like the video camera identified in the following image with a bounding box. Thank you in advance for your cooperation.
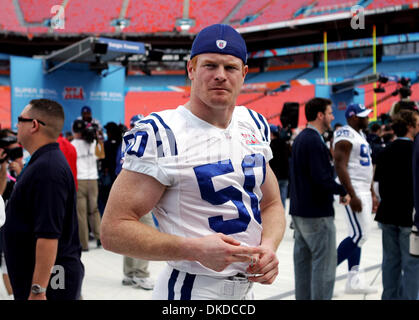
[0,135,23,163]
[72,120,99,144]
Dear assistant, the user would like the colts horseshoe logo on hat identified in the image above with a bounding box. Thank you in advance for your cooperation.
[216,40,227,49]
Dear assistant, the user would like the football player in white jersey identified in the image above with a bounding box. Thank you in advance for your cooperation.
[101,24,286,300]
[333,103,379,294]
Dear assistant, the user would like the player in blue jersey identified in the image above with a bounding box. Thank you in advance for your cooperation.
[333,103,379,294]
[101,24,286,300]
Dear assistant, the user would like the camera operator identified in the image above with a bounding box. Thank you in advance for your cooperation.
[73,106,105,159]
[76,106,102,132]
[390,86,419,118]
[71,120,102,252]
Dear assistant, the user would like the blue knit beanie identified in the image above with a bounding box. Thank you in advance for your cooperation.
[190,24,247,64]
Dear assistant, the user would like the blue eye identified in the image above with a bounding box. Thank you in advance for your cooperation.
[226,65,240,71]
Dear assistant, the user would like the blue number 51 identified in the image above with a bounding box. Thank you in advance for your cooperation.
[193,154,265,235]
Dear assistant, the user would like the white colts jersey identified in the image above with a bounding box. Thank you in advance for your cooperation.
[122,105,273,277]
[333,125,373,193]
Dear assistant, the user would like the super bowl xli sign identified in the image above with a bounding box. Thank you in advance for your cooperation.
[64,87,84,100]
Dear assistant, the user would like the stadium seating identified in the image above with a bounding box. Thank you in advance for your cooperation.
[126,74,186,88]
[355,56,419,77]
[123,0,183,33]
[245,68,313,83]
[125,91,187,124]
[230,0,272,24]
[233,1,303,28]
[19,0,58,23]
[188,0,241,33]
[0,0,414,34]
[64,0,122,34]
[303,62,373,80]
[371,0,414,9]
[0,0,27,33]
[238,84,315,125]
[231,0,413,28]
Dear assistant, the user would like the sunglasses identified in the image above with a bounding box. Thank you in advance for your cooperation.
[17,116,46,126]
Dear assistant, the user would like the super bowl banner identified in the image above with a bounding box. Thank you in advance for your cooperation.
[10,56,125,133]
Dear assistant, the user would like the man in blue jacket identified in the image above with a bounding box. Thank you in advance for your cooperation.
[289,97,349,300]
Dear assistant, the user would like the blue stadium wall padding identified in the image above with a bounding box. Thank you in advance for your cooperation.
[10,56,125,133]
[315,84,365,127]
[0,75,10,86]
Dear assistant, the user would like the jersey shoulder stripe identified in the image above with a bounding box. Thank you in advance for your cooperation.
[256,111,269,142]
[150,112,178,156]
[246,108,268,142]
[138,118,165,157]
[123,111,178,160]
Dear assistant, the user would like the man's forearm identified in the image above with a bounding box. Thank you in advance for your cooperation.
[102,216,264,273]
[102,217,198,261]
[31,238,58,292]
[260,200,286,251]
[335,165,356,197]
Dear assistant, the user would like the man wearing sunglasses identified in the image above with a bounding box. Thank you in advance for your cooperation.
[3,99,84,300]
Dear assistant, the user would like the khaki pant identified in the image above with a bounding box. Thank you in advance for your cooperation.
[123,212,155,278]
[77,179,101,250]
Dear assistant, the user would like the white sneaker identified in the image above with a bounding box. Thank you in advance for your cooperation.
[132,276,154,290]
[344,270,377,294]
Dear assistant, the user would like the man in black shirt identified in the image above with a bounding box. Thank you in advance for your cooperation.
[374,109,419,300]
[366,122,385,165]
[289,97,349,300]
[3,99,84,300]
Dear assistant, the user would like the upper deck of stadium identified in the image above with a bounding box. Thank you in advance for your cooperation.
[0,0,416,35]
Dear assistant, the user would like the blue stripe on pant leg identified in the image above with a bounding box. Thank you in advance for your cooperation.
[168,269,179,300]
[349,205,363,245]
[348,246,361,270]
[345,205,360,244]
[180,273,196,300]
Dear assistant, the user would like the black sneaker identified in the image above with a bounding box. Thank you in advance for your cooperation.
[97,239,102,248]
